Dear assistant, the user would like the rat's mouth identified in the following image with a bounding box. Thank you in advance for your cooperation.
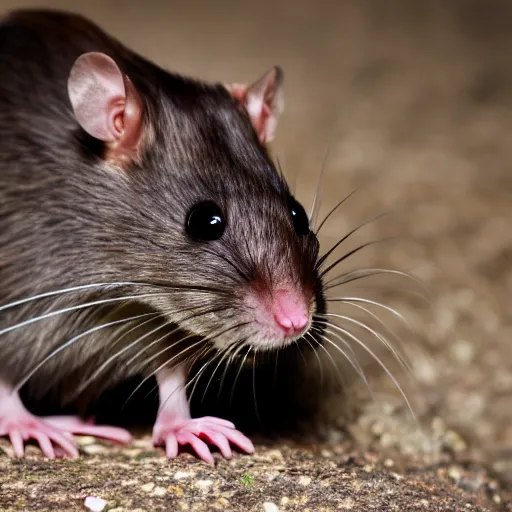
[224,312,325,366]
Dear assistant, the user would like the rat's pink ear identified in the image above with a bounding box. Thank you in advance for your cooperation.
[227,66,284,144]
[68,52,143,160]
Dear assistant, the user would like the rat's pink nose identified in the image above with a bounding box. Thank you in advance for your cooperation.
[272,289,309,336]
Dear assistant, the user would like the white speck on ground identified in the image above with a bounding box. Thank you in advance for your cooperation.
[84,496,107,512]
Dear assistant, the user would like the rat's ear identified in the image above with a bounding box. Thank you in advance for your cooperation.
[227,66,284,144]
[68,52,143,162]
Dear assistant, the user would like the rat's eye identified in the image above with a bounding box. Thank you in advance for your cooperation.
[186,201,226,241]
[288,197,309,236]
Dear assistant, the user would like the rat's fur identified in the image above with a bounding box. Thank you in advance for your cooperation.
[0,9,330,434]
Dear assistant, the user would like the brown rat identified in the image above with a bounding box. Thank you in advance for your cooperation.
[0,9,327,463]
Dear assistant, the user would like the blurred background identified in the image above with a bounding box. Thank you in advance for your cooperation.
[2,0,511,486]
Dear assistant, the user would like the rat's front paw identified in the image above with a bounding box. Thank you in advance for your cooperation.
[0,412,79,459]
[152,416,254,465]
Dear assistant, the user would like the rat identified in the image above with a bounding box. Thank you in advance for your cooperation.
[0,8,326,464]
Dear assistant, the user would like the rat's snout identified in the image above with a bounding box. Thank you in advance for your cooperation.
[272,289,309,336]
[243,282,312,348]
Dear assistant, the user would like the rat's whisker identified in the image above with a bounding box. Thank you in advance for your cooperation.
[309,143,332,229]
[293,338,308,366]
[303,332,325,389]
[317,317,417,423]
[183,325,252,408]
[14,312,155,392]
[70,311,164,397]
[316,212,394,270]
[315,187,359,235]
[217,340,247,401]
[201,247,252,284]
[129,281,233,297]
[272,343,281,388]
[131,322,249,413]
[182,348,220,410]
[230,347,252,407]
[322,312,411,374]
[75,320,172,397]
[319,237,399,278]
[315,325,370,389]
[0,293,187,337]
[0,281,232,314]
[200,342,238,404]
[328,296,419,353]
[306,331,346,389]
[121,336,206,410]
[251,347,260,424]
[123,306,228,369]
[325,267,427,293]
[0,282,137,312]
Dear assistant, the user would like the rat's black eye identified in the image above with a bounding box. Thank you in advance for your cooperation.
[186,201,226,241]
[288,197,309,236]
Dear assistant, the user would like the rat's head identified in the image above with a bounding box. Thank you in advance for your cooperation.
[67,52,325,355]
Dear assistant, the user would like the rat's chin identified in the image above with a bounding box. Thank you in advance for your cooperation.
[243,322,312,352]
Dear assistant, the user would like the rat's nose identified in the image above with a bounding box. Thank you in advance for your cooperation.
[272,289,309,336]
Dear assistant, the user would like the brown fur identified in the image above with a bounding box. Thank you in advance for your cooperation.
[0,9,327,434]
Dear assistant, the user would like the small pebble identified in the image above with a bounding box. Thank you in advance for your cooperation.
[121,479,139,487]
[83,444,108,455]
[298,476,311,486]
[154,486,166,496]
[84,496,107,512]
[195,479,213,490]
[141,482,155,493]
[384,458,394,468]
[76,436,96,447]
[263,503,279,512]
[174,471,195,480]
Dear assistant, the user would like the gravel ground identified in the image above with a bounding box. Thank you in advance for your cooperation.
[1,0,512,510]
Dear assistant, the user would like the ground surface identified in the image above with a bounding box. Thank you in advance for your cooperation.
[1,0,512,510]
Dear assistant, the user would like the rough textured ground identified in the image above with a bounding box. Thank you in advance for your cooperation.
[1,0,512,510]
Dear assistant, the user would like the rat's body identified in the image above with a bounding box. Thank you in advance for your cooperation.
[0,9,325,462]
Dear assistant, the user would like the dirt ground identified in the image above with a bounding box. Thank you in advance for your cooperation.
[1,0,512,510]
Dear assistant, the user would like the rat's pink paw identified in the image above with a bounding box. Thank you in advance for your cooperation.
[0,384,131,459]
[0,412,79,459]
[153,416,254,465]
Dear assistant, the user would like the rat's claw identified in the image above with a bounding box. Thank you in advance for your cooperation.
[153,415,254,464]
[202,431,233,460]
[210,424,255,454]
[180,432,215,465]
